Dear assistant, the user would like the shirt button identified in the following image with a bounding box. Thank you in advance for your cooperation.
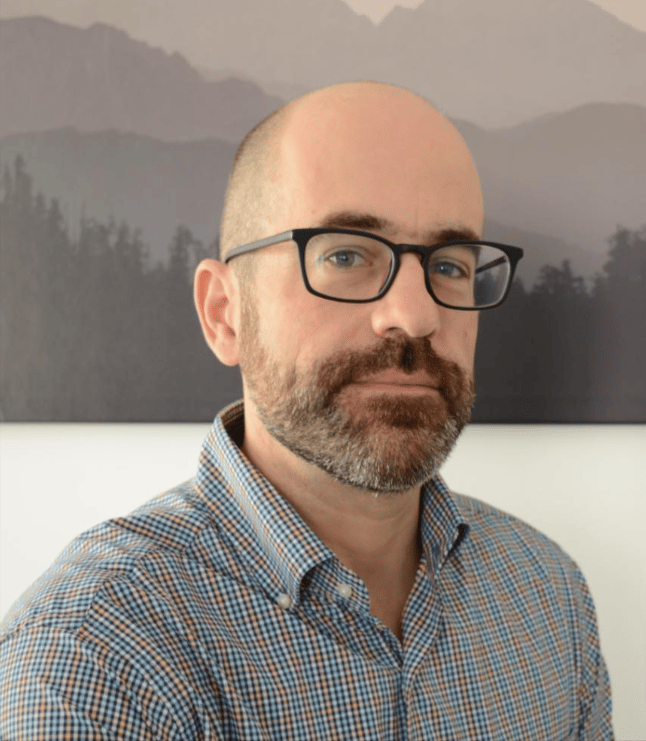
[277,593,293,609]
[337,583,353,599]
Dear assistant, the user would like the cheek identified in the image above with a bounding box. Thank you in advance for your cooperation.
[464,315,479,367]
[438,313,478,371]
[257,276,345,366]
[294,302,360,367]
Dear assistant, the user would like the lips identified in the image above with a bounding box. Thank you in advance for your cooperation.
[355,372,439,389]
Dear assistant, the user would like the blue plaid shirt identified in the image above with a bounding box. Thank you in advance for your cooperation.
[1,400,613,740]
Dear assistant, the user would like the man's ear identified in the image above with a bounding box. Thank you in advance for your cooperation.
[194,259,240,367]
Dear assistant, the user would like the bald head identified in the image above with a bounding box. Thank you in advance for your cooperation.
[219,82,483,281]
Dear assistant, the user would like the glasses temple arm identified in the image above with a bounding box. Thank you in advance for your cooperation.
[475,255,508,274]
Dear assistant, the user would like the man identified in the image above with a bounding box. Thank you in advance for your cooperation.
[1,82,613,739]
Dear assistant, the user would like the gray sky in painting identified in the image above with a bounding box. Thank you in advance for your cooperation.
[1,0,645,31]
[347,0,646,28]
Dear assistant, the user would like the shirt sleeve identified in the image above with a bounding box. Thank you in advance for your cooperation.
[572,564,614,741]
[0,625,188,741]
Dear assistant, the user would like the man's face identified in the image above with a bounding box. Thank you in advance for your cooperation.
[236,87,484,494]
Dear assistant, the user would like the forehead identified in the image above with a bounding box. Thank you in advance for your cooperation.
[274,88,484,240]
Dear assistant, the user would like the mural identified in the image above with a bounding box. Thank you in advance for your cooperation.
[0,1,644,422]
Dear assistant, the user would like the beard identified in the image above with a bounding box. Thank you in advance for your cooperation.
[237,294,475,495]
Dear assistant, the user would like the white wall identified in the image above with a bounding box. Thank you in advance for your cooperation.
[1,422,644,740]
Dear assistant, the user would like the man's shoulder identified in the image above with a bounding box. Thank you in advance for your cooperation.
[0,480,216,637]
[453,489,564,543]
[0,479,238,739]
[450,491,581,579]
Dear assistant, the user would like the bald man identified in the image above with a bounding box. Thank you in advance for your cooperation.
[1,83,613,740]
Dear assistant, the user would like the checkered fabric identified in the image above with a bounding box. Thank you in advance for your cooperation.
[1,400,613,740]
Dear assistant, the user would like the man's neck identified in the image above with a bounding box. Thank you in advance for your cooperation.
[241,409,422,639]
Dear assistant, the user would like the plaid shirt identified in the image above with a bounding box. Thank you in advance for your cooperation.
[1,400,613,740]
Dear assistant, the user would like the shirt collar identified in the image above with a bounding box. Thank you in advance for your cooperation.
[196,399,469,603]
[196,400,335,605]
[419,477,470,583]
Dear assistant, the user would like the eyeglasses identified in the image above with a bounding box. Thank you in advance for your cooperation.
[225,228,524,310]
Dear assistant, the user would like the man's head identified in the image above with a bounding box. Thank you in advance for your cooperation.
[196,82,485,494]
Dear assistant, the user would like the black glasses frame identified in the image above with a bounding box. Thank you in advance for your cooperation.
[225,228,524,310]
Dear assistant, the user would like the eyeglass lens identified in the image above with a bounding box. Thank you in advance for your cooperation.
[303,233,511,307]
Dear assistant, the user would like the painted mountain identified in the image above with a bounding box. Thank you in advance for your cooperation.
[0,10,644,422]
[2,0,645,126]
[0,18,283,143]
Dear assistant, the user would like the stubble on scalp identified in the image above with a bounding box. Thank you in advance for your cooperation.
[218,102,291,287]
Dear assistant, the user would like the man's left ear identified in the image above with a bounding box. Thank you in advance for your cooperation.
[194,259,240,367]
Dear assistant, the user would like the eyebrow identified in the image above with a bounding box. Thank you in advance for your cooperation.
[317,210,481,244]
[319,211,390,232]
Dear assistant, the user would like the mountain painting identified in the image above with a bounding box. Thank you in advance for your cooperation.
[0,3,644,422]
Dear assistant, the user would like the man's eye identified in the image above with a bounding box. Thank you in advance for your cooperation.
[325,250,367,268]
[429,260,469,279]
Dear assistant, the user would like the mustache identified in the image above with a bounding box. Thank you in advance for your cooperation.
[310,335,471,406]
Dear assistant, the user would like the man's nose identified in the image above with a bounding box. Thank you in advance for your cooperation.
[370,253,441,339]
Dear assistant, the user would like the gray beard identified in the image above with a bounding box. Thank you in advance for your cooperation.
[257,391,467,495]
[238,297,474,495]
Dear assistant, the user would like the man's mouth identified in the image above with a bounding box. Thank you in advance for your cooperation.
[354,372,439,390]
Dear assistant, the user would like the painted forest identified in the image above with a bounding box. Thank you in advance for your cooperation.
[1,156,645,422]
